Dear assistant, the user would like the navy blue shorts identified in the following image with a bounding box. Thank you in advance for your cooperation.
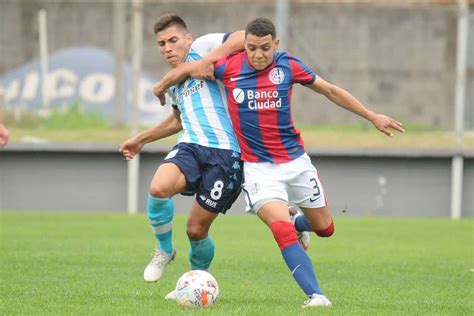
[164,143,243,214]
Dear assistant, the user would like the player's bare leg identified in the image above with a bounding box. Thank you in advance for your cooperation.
[144,163,187,282]
[299,205,335,237]
[149,162,188,198]
[186,201,219,270]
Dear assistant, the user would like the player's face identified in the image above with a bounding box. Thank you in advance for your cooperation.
[245,34,279,70]
[156,25,193,68]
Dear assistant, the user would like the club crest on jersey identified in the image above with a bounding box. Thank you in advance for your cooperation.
[269,68,285,84]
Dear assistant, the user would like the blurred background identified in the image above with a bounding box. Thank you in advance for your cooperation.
[0,0,473,217]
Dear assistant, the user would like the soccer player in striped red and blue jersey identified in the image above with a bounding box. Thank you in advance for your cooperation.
[153,17,404,308]
[214,18,403,308]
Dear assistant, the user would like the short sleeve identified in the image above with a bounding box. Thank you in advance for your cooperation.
[288,54,316,85]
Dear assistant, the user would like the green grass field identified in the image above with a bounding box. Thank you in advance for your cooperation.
[7,125,474,149]
[1,212,472,315]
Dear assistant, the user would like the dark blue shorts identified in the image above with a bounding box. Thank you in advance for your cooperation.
[164,143,243,214]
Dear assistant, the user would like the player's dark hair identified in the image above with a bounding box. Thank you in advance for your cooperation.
[245,17,276,39]
[153,14,188,34]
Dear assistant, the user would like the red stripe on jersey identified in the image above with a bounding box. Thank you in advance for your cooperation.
[224,54,259,162]
[256,67,292,162]
[215,56,226,69]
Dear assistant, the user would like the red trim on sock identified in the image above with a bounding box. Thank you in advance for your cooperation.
[270,221,298,250]
[316,219,334,237]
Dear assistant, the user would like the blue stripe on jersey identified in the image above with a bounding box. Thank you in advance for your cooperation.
[190,86,220,147]
[237,62,272,162]
[178,100,199,144]
[207,81,239,150]
[277,53,305,160]
[215,62,225,80]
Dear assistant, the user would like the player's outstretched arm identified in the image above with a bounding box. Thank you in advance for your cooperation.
[307,76,404,137]
[119,109,182,160]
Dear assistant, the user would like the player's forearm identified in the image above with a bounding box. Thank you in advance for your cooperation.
[153,63,196,97]
[326,85,376,122]
[135,115,182,144]
[203,31,245,64]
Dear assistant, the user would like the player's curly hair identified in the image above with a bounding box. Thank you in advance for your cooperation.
[245,17,276,39]
[153,14,188,34]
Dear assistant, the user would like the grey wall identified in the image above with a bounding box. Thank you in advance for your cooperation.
[1,1,472,129]
[1,145,473,217]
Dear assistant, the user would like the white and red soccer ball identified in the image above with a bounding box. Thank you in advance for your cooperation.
[174,270,220,308]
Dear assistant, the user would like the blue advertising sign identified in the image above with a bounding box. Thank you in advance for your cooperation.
[0,47,171,125]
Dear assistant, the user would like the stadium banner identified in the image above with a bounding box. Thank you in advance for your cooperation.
[0,47,171,125]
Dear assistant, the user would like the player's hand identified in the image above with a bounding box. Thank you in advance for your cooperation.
[119,137,144,160]
[0,123,9,148]
[371,114,404,137]
[191,59,215,81]
[153,82,167,106]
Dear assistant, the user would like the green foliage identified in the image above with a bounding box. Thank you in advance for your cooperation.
[42,102,109,130]
[1,212,472,315]
[4,102,109,130]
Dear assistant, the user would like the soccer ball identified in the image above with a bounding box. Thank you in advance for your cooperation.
[174,270,219,308]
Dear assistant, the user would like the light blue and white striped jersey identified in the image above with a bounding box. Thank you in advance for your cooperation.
[169,33,240,152]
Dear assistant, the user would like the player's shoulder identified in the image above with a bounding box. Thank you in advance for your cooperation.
[274,51,297,62]
[216,49,245,68]
[193,33,226,46]
[227,49,246,60]
[191,33,228,58]
[274,51,309,69]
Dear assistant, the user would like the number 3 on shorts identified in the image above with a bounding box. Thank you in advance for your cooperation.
[210,180,224,200]
[309,178,320,202]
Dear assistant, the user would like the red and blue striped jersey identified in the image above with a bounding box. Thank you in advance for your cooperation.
[214,50,316,163]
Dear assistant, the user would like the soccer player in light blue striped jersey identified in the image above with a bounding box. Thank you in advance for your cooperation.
[119,14,244,287]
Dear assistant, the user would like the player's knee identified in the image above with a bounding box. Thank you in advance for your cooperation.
[315,218,334,237]
[186,224,208,241]
[149,185,173,199]
[270,221,298,250]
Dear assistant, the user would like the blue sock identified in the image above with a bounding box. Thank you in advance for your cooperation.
[147,194,174,254]
[281,243,323,296]
[294,215,313,232]
[189,235,215,270]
